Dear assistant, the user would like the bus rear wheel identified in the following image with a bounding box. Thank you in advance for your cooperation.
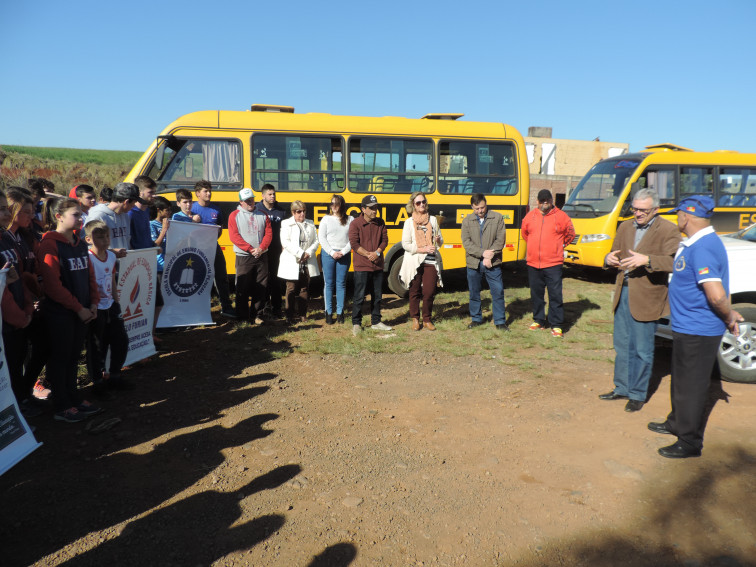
[388,256,408,298]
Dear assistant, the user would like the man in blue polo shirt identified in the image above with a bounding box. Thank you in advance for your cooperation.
[647,195,743,458]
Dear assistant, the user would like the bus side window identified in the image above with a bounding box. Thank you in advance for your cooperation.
[680,166,714,198]
[638,168,676,206]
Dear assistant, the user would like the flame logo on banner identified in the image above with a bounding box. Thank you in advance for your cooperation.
[130,279,141,304]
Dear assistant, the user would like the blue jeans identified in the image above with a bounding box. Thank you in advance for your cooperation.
[528,265,564,327]
[352,270,384,325]
[466,263,506,325]
[322,252,351,315]
[612,285,657,401]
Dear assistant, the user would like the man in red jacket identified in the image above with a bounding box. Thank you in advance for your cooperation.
[521,190,575,337]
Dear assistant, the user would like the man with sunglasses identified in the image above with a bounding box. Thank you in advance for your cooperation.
[648,195,742,458]
[599,189,681,412]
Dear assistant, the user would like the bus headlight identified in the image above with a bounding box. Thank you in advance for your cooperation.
[581,234,611,243]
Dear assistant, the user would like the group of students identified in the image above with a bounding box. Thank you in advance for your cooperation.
[1,180,138,425]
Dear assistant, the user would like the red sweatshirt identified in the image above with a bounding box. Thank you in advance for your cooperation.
[521,207,575,269]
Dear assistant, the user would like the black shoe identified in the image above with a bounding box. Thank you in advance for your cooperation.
[624,399,644,412]
[336,313,344,324]
[658,441,701,459]
[468,321,484,329]
[647,421,674,435]
[325,313,334,325]
[598,391,628,401]
[495,324,510,331]
[220,310,238,319]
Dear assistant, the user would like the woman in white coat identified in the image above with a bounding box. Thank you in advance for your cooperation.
[278,200,320,323]
[399,191,444,331]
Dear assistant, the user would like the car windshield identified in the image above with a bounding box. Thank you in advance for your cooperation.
[563,158,642,217]
[726,223,756,242]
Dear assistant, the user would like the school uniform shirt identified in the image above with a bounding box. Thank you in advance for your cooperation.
[129,205,154,249]
[0,230,33,328]
[191,202,222,226]
[669,226,729,336]
[89,249,117,310]
[86,204,131,250]
[150,219,166,272]
[37,231,99,314]
[171,211,194,223]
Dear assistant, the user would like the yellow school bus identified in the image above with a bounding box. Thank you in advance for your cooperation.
[125,104,530,293]
[562,144,756,267]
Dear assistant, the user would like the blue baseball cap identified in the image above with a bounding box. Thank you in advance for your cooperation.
[668,195,715,218]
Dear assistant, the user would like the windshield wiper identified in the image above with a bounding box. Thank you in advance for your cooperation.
[563,203,599,216]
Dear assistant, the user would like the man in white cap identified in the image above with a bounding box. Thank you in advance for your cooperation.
[227,188,272,323]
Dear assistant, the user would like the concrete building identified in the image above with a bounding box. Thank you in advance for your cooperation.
[524,127,629,207]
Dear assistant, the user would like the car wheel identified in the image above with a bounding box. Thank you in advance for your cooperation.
[387,256,408,298]
[718,304,756,384]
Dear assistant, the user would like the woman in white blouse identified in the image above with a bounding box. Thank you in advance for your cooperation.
[318,195,353,324]
[399,191,444,331]
[278,200,320,324]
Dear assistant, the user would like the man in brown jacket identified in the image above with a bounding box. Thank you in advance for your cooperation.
[349,195,391,335]
[599,189,681,412]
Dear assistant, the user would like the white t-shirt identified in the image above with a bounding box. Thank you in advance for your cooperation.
[89,249,116,309]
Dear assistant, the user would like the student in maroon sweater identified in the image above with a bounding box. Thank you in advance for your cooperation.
[37,198,102,423]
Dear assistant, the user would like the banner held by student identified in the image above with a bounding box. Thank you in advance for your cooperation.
[117,248,159,365]
[157,221,218,328]
[0,268,42,476]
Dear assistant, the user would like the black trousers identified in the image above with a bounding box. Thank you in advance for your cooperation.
[235,254,269,320]
[86,303,129,381]
[666,331,721,451]
[3,326,30,402]
[44,308,86,411]
[352,270,384,326]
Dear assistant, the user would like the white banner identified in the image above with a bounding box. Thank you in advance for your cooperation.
[117,248,159,366]
[157,221,218,328]
[0,268,42,476]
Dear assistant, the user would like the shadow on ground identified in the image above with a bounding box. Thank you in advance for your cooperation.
[516,444,756,567]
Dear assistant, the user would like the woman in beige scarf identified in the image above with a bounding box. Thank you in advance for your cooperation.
[399,191,444,330]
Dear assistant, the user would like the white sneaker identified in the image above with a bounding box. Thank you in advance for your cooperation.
[371,322,393,331]
[352,324,361,336]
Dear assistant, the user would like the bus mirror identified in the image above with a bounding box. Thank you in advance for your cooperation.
[155,142,165,170]
[629,181,642,197]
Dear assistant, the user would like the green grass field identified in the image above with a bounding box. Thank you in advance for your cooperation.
[0,145,141,166]
[0,144,140,193]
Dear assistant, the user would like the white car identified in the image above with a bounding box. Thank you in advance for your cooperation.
[656,223,756,384]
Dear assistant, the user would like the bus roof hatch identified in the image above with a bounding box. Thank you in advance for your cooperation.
[644,143,693,152]
[421,113,464,120]
[250,104,295,113]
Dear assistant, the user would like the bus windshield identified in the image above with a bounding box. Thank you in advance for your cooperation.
[564,158,642,217]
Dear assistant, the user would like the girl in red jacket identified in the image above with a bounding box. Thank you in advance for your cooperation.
[38,198,102,423]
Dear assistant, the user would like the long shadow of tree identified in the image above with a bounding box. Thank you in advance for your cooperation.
[60,465,301,566]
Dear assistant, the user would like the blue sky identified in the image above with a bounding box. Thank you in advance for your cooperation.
[3,0,755,155]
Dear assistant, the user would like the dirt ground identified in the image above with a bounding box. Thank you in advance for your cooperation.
[3,272,756,567]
